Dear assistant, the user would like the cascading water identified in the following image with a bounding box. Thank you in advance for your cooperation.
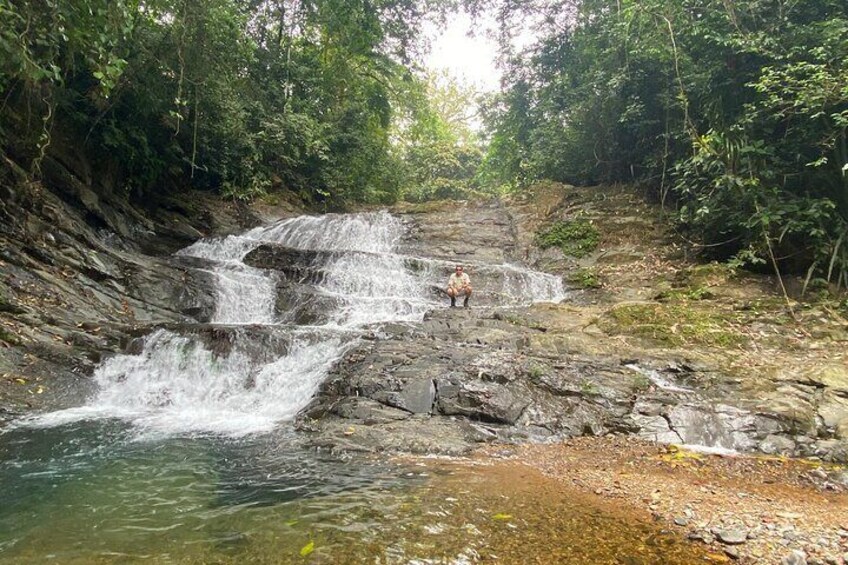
[27,211,565,437]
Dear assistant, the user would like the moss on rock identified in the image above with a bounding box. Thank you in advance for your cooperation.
[568,267,602,289]
[600,302,745,348]
[536,219,600,258]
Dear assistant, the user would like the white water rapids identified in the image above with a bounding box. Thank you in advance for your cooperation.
[29,211,565,436]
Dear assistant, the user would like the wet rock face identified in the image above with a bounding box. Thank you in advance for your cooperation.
[294,198,847,461]
[298,306,827,456]
[0,153,270,419]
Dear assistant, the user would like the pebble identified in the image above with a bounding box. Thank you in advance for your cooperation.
[674,517,689,527]
[715,528,748,545]
[724,547,740,560]
[781,550,807,565]
[688,531,714,544]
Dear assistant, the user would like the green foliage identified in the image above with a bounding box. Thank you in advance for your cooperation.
[568,267,601,289]
[603,303,745,348]
[0,0,447,206]
[0,326,22,346]
[631,372,651,392]
[536,219,600,258]
[479,0,848,285]
[392,72,486,202]
[656,286,714,302]
[579,380,599,395]
[527,363,547,379]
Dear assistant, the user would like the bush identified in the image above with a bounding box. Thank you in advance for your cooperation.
[536,219,600,258]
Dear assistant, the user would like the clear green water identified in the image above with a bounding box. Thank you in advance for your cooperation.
[0,422,424,564]
[0,422,711,564]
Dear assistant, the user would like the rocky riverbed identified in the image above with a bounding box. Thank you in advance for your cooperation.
[477,437,848,565]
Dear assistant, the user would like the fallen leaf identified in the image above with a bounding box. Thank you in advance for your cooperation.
[300,541,314,557]
[492,513,513,521]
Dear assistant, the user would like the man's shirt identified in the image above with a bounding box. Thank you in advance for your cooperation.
[448,272,470,289]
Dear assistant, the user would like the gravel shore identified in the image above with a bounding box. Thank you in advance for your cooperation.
[481,437,848,564]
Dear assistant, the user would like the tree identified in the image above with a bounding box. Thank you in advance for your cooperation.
[476,0,848,286]
[391,70,485,201]
[0,0,451,207]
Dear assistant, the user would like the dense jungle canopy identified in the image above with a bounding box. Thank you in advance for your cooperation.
[1,0,847,285]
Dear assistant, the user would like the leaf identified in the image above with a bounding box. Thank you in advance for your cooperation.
[299,541,314,557]
[492,513,513,520]
[660,445,703,463]
[14,378,27,385]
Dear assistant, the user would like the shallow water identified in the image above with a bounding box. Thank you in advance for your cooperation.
[0,423,710,564]
[0,421,419,563]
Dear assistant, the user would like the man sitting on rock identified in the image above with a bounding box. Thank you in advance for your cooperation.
[447,265,472,308]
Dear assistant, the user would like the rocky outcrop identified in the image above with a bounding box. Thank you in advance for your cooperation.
[4,173,846,463]
[283,196,848,461]
[0,152,296,422]
[295,306,843,458]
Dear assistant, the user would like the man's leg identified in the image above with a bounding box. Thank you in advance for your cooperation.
[447,287,457,308]
[463,286,472,308]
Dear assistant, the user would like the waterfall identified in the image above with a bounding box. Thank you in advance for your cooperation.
[27,211,565,436]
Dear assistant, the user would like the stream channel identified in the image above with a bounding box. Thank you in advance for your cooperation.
[0,212,708,563]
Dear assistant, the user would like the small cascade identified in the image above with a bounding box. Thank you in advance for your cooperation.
[34,329,344,435]
[625,365,693,394]
[29,211,565,436]
[627,364,760,454]
[179,235,277,324]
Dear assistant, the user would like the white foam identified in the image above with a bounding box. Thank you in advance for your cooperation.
[625,364,693,394]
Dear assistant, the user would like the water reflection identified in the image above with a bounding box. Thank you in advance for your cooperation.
[0,422,410,563]
[0,423,711,564]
